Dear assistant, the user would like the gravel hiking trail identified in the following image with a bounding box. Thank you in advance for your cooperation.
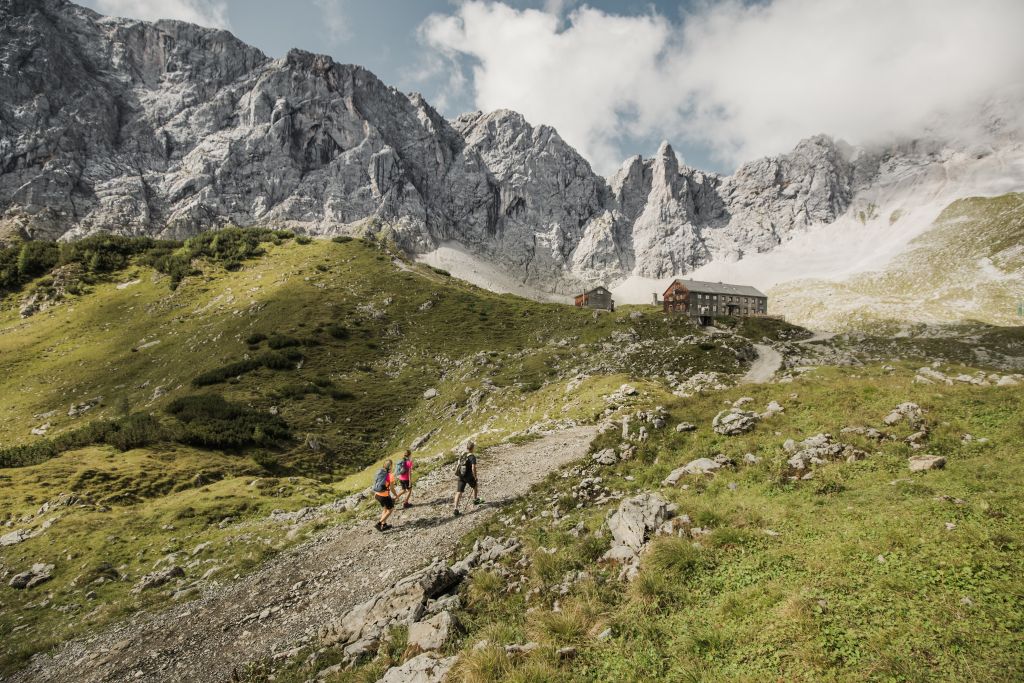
[10,426,598,683]
[741,343,783,384]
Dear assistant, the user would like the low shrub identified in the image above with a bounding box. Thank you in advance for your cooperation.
[326,323,349,340]
[165,394,290,450]
[267,334,301,349]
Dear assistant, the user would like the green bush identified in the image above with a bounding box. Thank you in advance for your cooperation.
[0,412,166,467]
[165,394,291,450]
[190,349,302,386]
[326,323,349,340]
[295,235,312,245]
[17,241,59,278]
[245,332,268,345]
[267,334,301,349]
[331,235,353,244]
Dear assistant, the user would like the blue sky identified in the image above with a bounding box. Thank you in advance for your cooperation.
[80,1,1024,176]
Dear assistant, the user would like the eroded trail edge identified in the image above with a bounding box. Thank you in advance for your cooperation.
[12,426,598,683]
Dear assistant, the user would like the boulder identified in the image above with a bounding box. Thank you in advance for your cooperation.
[132,566,185,593]
[591,448,618,466]
[423,388,438,400]
[882,402,923,427]
[1,529,33,547]
[378,653,457,683]
[712,409,759,436]
[8,563,54,589]
[605,493,672,552]
[785,434,868,471]
[908,455,946,472]
[760,401,785,418]
[407,611,456,652]
[675,422,697,433]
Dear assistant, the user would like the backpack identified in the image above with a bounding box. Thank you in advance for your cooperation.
[372,467,389,493]
[454,453,468,478]
[397,459,410,476]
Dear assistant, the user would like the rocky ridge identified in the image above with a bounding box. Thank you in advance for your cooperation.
[2,0,901,295]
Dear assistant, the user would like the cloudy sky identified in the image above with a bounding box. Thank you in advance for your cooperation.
[79,0,1024,175]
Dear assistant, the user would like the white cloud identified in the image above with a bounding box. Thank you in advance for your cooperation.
[313,0,352,43]
[420,0,1024,173]
[94,0,229,28]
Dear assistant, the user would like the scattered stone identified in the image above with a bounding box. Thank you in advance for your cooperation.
[31,423,51,436]
[377,653,457,683]
[760,401,785,418]
[423,388,438,400]
[407,611,455,652]
[908,455,946,472]
[8,563,55,589]
[882,402,923,427]
[505,642,540,655]
[712,409,759,436]
[785,434,868,471]
[68,397,102,418]
[675,422,696,433]
[742,453,761,464]
[591,448,618,466]
[132,566,184,593]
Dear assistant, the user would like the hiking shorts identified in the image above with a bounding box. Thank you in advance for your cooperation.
[399,479,412,490]
[376,494,394,509]
[457,476,477,493]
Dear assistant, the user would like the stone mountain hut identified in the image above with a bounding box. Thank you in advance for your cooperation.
[661,279,767,325]
[574,286,614,311]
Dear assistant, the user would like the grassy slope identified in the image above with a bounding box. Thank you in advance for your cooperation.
[0,237,751,672]
[771,193,1024,332]
[305,362,1023,683]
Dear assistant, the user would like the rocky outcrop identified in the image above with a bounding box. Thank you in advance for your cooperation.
[9,562,54,589]
[1,0,885,294]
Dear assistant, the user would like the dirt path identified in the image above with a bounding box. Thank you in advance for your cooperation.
[741,343,783,384]
[10,426,598,683]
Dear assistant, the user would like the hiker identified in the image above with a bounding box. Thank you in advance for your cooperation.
[452,441,481,516]
[396,449,414,508]
[373,459,398,531]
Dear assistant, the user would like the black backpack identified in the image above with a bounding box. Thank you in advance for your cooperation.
[454,453,468,478]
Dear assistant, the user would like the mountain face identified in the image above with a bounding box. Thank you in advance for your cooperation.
[1,0,1019,300]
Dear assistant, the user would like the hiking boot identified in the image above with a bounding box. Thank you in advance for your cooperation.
[473,498,483,505]
[374,521,383,531]
[402,502,412,509]
[381,523,393,530]
[453,509,461,517]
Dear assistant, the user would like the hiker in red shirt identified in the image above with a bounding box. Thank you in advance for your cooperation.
[372,460,398,531]
[396,449,414,509]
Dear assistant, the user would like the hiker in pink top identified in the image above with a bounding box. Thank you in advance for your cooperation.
[396,449,414,509]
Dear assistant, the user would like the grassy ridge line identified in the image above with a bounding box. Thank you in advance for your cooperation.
[1,233,766,673]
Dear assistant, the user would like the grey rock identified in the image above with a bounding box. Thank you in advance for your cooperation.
[675,422,697,433]
[785,433,868,471]
[908,455,946,472]
[605,493,672,552]
[8,563,55,589]
[132,566,184,593]
[407,610,456,652]
[712,409,760,436]
[377,653,457,683]
[592,448,618,466]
